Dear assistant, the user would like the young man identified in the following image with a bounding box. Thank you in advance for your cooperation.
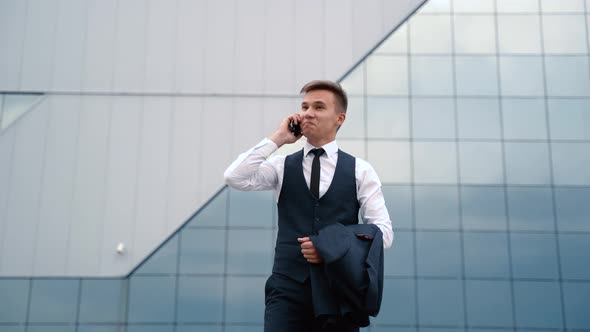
[224,80,393,331]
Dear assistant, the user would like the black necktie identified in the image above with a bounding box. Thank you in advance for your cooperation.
[310,148,325,199]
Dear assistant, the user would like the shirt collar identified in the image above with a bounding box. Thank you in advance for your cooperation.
[304,140,338,158]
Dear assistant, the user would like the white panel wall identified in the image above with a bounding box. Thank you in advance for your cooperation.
[0,0,427,276]
[1,101,49,275]
[0,0,425,94]
[0,0,27,90]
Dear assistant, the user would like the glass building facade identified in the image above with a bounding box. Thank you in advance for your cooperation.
[1,0,590,331]
[0,94,44,131]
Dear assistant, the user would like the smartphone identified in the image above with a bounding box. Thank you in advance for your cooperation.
[289,120,302,136]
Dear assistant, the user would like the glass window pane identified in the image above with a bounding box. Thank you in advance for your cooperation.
[559,234,590,279]
[459,142,504,184]
[126,326,173,332]
[228,189,273,227]
[0,327,25,332]
[411,56,454,96]
[507,187,555,231]
[338,97,365,139]
[367,56,409,95]
[340,64,365,97]
[455,57,499,96]
[382,185,413,229]
[502,98,548,140]
[410,15,452,54]
[0,279,29,323]
[548,99,590,140]
[78,326,122,332]
[497,15,542,54]
[457,98,501,139]
[179,229,225,274]
[79,279,127,323]
[128,276,175,323]
[463,232,510,278]
[514,281,564,328]
[563,283,590,329]
[384,230,414,276]
[188,189,227,227]
[543,15,587,53]
[177,276,223,323]
[176,326,222,332]
[504,142,551,185]
[375,23,408,54]
[453,15,497,53]
[511,233,559,279]
[461,186,507,231]
[545,56,590,96]
[541,0,585,12]
[367,141,411,183]
[225,277,265,324]
[551,143,590,185]
[1,94,42,129]
[373,279,416,325]
[414,186,460,229]
[413,142,458,184]
[367,97,410,138]
[227,229,273,274]
[29,279,79,323]
[225,327,263,332]
[466,280,513,327]
[453,0,494,12]
[419,0,451,13]
[499,56,545,96]
[27,327,75,332]
[411,98,456,139]
[417,232,462,277]
[135,234,179,275]
[338,139,366,160]
[496,0,539,12]
[418,279,464,326]
[555,187,590,231]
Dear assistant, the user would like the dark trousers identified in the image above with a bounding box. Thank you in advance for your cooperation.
[264,273,359,332]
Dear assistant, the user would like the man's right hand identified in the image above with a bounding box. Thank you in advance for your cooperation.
[268,113,303,148]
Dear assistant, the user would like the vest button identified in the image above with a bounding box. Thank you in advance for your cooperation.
[315,217,320,222]
[315,202,320,207]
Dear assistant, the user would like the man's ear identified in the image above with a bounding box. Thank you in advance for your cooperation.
[337,112,346,126]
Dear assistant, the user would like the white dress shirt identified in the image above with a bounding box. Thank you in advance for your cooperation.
[224,138,394,248]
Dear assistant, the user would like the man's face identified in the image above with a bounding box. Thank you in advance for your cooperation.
[299,90,345,142]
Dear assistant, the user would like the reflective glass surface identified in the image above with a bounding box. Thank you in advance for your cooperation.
[412,98,456,139]
[461,186,507,230]
[502,98,547,139]
[453,15,496,53]
[455,57,499,96]
[28,279,79,323]
[459,142,504,184]
[456,98,501,139]
[0,94,43,130]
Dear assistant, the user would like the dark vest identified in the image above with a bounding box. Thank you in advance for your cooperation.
[273,149,360,283]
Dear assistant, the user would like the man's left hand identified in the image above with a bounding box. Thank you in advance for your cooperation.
[297,237,323,264]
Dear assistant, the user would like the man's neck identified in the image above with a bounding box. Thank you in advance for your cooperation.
[306,136,336,148]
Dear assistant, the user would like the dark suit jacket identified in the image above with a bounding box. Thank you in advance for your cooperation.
[309,223,384,328]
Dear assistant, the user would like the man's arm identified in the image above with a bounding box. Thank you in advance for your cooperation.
[224,113,303,191]
[356,159,394,249]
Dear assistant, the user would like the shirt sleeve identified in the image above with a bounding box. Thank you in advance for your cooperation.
[356,158,394,249]
[224,138,282,191]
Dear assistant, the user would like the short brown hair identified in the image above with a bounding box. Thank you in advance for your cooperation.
[300,80,348,113]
